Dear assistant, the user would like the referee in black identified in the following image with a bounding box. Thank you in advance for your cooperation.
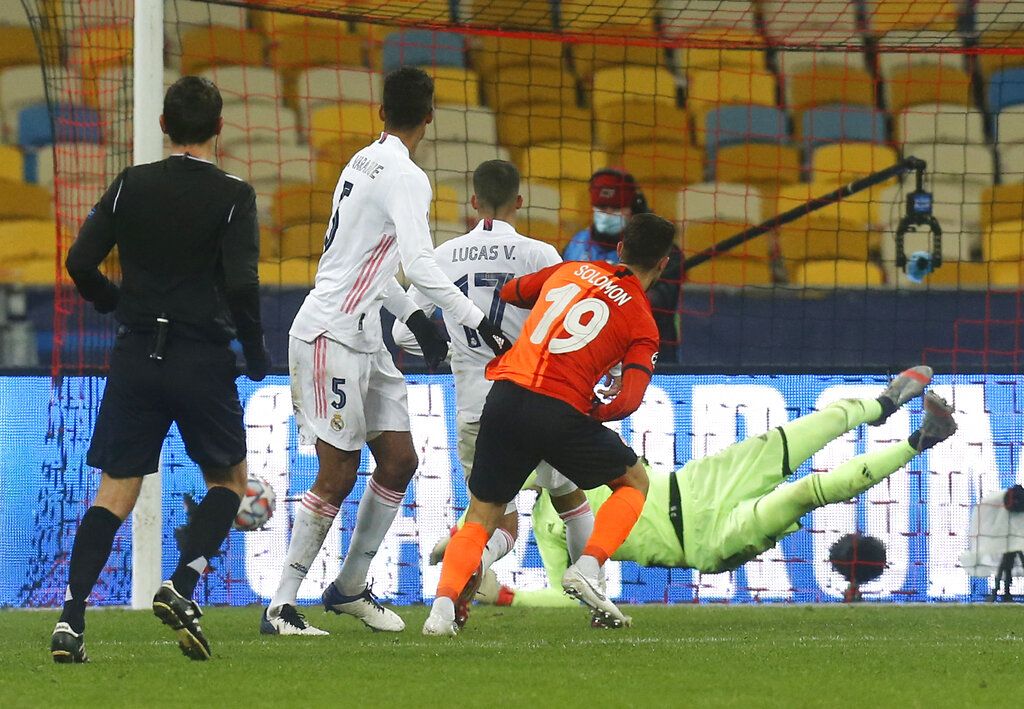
[50,76,269,663]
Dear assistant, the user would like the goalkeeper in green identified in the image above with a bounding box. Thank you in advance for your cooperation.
[479,367,956,611]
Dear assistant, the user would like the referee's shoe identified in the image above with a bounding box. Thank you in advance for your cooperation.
[51,622,88,663]
[152,581,211,661]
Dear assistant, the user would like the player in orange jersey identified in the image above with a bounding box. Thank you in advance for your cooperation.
[423,213,677,635]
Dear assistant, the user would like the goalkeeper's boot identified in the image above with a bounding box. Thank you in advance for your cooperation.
[50,622,88,664]
[152,580,211,661]
[323,582,405,632]
[454,563,484,630]
[871,365,933,426]
[913,392,957,452]
[422,598,458,637]
[260,604,329,636]
[562,563,632,628]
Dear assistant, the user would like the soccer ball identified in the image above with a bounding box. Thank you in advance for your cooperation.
[234,478,277,531]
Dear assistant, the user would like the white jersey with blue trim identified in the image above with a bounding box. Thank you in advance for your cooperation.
[290,132,484,353]
[393,218,562,421]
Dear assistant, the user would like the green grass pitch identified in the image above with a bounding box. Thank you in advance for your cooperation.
[3,604,1021,707]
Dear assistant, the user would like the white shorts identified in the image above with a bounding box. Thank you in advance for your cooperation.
[289,335,409,451]
[456,412,577,512]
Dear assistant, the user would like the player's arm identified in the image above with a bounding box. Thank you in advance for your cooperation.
[590,335,659,422]
[499,262,565,308]
[387,279,448,370]
[221,182,269,380]
[390,282,437,355]
[65,170,123,313]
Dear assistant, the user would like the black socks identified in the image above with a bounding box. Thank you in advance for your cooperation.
[60,506,123,633]
[170,486,241,599]
[875,395,898,425]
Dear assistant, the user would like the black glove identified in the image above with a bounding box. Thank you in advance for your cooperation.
[477,316,511,355]
[93,281,119,314]
[405,309,449,372]
[242,338,271,382]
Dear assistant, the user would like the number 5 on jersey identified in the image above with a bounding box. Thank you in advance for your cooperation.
[323,181,354,252]
[529,283,610,354]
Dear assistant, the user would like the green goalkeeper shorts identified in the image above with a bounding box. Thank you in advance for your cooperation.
[679,427,800,573]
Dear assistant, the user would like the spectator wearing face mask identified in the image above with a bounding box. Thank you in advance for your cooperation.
[562,169,681,362]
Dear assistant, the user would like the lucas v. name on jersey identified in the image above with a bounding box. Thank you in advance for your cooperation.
[451,244,518,263]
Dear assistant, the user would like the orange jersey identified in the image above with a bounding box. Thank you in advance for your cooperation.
[487,261,660,415]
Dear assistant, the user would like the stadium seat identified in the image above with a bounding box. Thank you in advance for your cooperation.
[977,30,1024,80]
[713,143,801,186]
[705,105,788,168]
[469,0,554,31]
[895,103,986,144]
[0,144,22,182]
[686,256,774,287]
[483,65,578,113]
[18,103,102,147]
[787,66,876,135]
[677,29,766,74]
[67,24,133,107]
[987,261,1024,288]
[0,180,51,220]
[432,221,469,246]
[0,219,57,260]
[427,66,482,106]
[259,226,281,261]
[170,0,247,29]
[792,259,885,287]
[272,180,336,229]
[774,182,875,232]
[520,180,562,227]
[520,143,608,183]
[619,141,703,186]
[863,0,959,33]
[560,0,657,32]
[291,67,382,128]
[660,1,759,36]
[875,34,965,78]
[590,66,677,109]
[199,66,279,106]
[0,25,41,69]
[497,104,592,156]
[258,257,317,287]
[776,220,874,262]
[180,27,265,75]
[903,142,995,185]
[265,18,366,70]
[315,139,375,182]
[988,68,1024,114]
[432,183,462,223]
[777,50,869,100]
[677,182,762,225]
[996,104,1024,143]
[801,106,887,155]
[221,144,316,186]
[594,99,691,153]
[308,103,383,151]
[33,143,108,187]
[381,30,466,73]
[427,105,497,144]
[887,66,972,113]
[0,65,47,140]
[983,219,1024,261]
[519,219,564,249]
[682,220,768,258]
[810,143,900,185]
[0,257,56,286]
[417,140,510,184]
[219,103,298,149]
[470,36,565,79]
[570,41,662,81]
[761,1,859,43]
[999,144,1024,183]
[279,223,327,259]
[688,69,777,145]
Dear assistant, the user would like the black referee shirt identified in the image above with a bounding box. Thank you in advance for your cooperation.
[66,153,263,348]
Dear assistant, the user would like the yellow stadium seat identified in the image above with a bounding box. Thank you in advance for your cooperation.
[983,220,1024,261]
[594,100,691,153]
[259,227,281,261]
[521,143,609,182]
[989,261,1024,288]
[497,103,592,154]
[686,257,774,287]
[180,27,265,75]
[428,66,481,107]
[792,259,885,287]
[788,66,877,135]
[0,145,23,182]
[470,36,565,79]
[981,184,1024,232]
[773,182,877,228]
[683,221,769,259]
[519,219,565,250]
[810,143,900,186]
[978,31,1024,79]
[922,261,990,288]
[571,42,662,80]
[887,66,972,112]
[0,219,57,260]
[267,19,365,70]
[864,0,959,33]
[272,181,336,229]
[0,181,51,221]
[714,143,802,187]
[280,223,327,259]
[591,66,677,109]
[484,65,578,112]
[340,0,451,24]
[0,257,55,285]
[776,223,874,262]
[259,257,318,287]
[432,183,462,223]
[471,0,554,31]
[308,104,383,151]
[316,139,375,182]
[678,29,766,73]
[688,69,779,145]
[619,142,703,186]
[0,26,41,68]
[559,0,657,32]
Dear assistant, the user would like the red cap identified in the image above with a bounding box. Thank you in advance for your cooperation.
[589,171,636,209]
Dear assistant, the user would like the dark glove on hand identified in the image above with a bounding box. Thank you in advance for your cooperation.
[94,281,120,314]
[405,309,449,372]
[242,338,271,382]
[477,316,511,355]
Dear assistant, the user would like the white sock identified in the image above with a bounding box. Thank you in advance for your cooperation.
[480,528,515,571]
[559,501,594,563]
[334,478,403,596]
[576,554,601,580]
[269,491,338,615]
[431,595,455,620]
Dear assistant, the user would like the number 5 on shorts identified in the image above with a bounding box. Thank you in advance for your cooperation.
[331,377,346,409]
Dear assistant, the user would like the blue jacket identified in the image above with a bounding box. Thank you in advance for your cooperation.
[562,227,620,263]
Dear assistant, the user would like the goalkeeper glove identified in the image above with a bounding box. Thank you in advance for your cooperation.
[405,309,449,372]
[242,337,271,382]
[477,316,511,356]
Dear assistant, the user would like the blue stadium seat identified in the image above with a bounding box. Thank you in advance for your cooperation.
[988,67,1024,114]
[381,30,466,73]
[801,105,887,166]
[18,103,102,148]
[705,105,788,172]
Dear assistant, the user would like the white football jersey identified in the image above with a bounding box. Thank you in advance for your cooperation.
[393,218,561,421]
[290,133,484,352]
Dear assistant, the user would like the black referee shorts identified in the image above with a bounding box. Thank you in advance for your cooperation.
[468,380,639,504]
[87,331,247,477]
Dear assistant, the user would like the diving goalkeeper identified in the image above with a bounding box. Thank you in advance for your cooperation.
[481,367,956,611]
